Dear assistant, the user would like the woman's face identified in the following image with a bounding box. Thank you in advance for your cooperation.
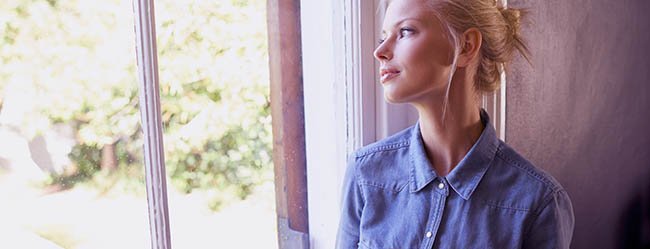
[374,0,455,104]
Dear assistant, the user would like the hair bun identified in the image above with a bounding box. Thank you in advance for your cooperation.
[498,8,524,40]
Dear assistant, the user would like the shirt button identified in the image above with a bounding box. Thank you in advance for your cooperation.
[426,231,432,238]
[438,182,444,189]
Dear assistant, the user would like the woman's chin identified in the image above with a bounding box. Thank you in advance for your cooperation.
[382,83,421,104]
[383,91,408,104]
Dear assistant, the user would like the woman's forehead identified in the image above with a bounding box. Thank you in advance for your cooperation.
[382,0,439,29]
[384,0,432,12]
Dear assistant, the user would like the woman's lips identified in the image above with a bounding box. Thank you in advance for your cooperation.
[380,69,400,83]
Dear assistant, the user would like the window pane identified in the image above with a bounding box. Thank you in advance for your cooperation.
[0,1,150,248]
[152,0,277,248]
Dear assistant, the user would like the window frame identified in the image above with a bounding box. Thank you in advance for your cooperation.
[299,1,348,248]
[132,0,173,248]
[267,0,310,248]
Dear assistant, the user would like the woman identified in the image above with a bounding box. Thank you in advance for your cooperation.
[336,0,575,248]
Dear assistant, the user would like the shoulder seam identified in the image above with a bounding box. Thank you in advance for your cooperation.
[495,146,562,193]
[358,180,409,193]
[483,201,532,212]
[523,189,566,237]
[356,141,410,158]
[352,157,367,203]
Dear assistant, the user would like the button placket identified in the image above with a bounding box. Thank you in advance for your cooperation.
[422,179,448,249]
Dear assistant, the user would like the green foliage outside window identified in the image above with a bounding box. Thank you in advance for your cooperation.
[0,0,272,209]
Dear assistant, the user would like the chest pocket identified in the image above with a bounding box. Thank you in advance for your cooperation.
[358,238,402,249]
[357,182,425,249]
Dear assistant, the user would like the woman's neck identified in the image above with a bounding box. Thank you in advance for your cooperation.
[411,77,484,177]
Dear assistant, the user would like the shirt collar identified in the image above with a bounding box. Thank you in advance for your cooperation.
[409,109,499,200]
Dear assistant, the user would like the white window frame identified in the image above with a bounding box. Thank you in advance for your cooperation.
[133,0,172,248]
[483,0,508,141]
[302,0,508,248]
[300,1,348,248]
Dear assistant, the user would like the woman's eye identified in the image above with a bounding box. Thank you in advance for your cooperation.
[378,27,413,44]
[399,28,414,38]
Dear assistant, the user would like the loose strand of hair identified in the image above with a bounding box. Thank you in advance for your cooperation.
[441,22,461,126]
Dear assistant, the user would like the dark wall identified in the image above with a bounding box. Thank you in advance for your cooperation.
[507,0,650,248]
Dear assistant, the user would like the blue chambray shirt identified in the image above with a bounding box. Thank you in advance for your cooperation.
[336,110,574,249]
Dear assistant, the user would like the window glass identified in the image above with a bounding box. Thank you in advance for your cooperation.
[0,0,150,248]
[154,0,276,248]
[0,0,276,248]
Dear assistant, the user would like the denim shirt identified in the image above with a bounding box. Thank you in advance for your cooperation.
[336,111,574,249]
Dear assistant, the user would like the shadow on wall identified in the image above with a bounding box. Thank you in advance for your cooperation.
[619,178,650,249]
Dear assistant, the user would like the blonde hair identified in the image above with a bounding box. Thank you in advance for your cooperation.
[379,0,531,93]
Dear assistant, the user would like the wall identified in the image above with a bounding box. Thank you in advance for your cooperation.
[507,0,650,248]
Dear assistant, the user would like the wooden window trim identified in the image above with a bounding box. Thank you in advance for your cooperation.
[267,0,310,248]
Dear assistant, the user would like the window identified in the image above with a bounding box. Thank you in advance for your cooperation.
[0,0,275,248]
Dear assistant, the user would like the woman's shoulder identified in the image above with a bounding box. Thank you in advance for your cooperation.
[478,141,568,212]
[353,124,415,159]
[493,142,565,193]
[346,125,417,190]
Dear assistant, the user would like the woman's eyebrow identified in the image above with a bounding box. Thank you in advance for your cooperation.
[381,17,424,35]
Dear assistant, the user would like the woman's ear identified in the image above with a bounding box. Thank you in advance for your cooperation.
[456,28,482,68]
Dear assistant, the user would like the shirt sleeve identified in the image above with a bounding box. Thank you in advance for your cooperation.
[336,156,365,249]
[523,189,575,249]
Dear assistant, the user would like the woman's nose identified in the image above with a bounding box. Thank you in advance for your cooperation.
[373,40,393,61]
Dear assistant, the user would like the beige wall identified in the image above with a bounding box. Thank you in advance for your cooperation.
[507,0,650,248]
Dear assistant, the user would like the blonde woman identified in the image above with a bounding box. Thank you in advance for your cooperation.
[336,0,574,248]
